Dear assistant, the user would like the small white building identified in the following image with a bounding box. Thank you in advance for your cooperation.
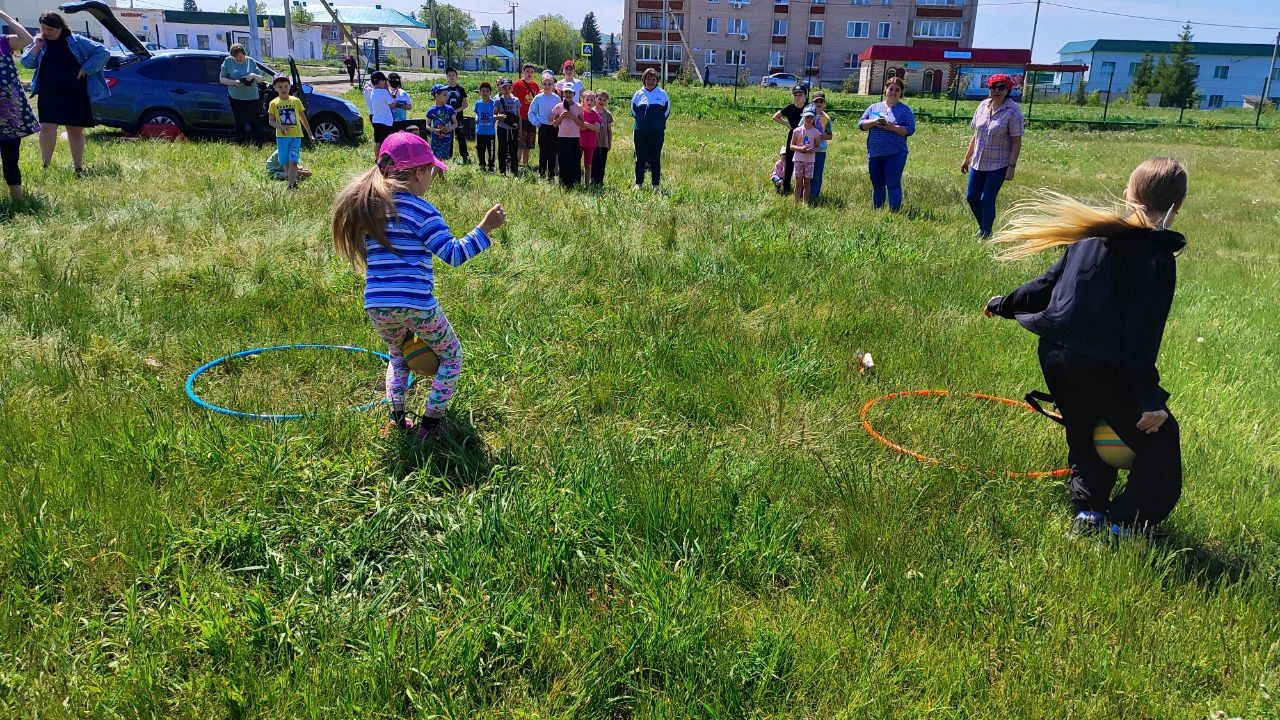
[1058,39,1280,109]
[358,27,434,69]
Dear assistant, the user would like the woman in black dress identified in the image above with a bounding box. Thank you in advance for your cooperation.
[20,12,111,174]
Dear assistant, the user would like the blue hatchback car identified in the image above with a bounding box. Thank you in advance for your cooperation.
[61,0,364,143]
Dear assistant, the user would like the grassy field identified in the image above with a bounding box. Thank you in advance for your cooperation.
[2,101,1279,719]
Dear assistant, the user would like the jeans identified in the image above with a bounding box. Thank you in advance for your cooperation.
[634,129,664,186]
[229,97,262,145]
[868,151,908,211]
[810,151,827,200]
[966,167,1007,236]
[1038,338,1182,528]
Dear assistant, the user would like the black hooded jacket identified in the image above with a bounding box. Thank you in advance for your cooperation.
[987,229,1186,412]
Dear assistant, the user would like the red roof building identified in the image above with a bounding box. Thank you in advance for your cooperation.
[855,45,1032,97]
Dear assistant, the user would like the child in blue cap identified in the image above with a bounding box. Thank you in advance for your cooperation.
[425,83,456,161]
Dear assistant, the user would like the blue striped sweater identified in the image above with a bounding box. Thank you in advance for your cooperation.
[363,192,491,311]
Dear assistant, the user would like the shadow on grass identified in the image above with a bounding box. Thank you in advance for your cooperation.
[1150,528,1254,590]
[0,193,52,221]
[381,413,494,489]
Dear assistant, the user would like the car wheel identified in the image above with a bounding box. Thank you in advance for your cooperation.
[311,115,346,144]
[140,109,185,132]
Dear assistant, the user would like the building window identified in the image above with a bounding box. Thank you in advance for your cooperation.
[773,19,787,35]
[668,45,683,62]
[1272,67,1280,81]
[847,21,869,38]
[197,34,210,50]
[709,0,719,4]
[1207,94,1223,108]
[877,21,891,39]
[917,0,963,4]
[812,0,826,5]
[636,12,662,30]
[725,49,746,66]
[1100,61,1116,76]
[1213,65,1229,79]
[1190,64,1200,76]
[707,17,719,33]
[805,51,820,69]
[912,19,960,38]
[770,50,785,67]
[843,53,858,69]
[330,26,338,39]
[850,0,868,4]
[809,20,823,37]
[634,43,660,61]
[1128,62,1140,76]
[882,0,891,4]
[175,33,189,48]
[705,49,716,65]
[774,0,788,5]
[727,18,748,36]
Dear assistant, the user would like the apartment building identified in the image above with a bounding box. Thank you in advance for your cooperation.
[621,0,979,85]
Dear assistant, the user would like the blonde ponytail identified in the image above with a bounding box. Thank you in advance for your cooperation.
[990,157,1188,261]
[331,164,413,273]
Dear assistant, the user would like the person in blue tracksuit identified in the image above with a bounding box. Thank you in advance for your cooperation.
[631,68,670,189]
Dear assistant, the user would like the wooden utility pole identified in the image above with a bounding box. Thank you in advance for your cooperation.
[1256,31,1279,128]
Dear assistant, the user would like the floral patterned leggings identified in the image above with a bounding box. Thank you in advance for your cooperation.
[367,306,462,417]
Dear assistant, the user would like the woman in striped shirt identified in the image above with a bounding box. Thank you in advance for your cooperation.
[333,132,506,438]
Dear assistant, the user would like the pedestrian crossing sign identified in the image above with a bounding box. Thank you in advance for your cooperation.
[581,43,592,57]
[427,37,437,50]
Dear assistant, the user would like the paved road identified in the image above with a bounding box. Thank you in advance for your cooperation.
[300,71,444,89]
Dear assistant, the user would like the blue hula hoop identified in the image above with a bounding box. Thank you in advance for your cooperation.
[185,344,414,422]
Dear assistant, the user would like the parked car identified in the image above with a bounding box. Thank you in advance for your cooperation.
[760,73,800,88]
[60,0,364,143]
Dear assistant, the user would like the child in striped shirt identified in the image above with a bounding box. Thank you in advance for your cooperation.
[332,132,506,438]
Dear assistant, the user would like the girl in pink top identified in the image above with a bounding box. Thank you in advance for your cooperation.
[551,86,589,188]
[789,111,823,204]
[579,90,601,183]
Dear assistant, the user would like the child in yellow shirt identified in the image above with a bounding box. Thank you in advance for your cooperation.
[267,74,313,189]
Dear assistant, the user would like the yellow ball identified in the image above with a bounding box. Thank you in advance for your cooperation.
[1093,421,1135,470]
[401,336,440,376]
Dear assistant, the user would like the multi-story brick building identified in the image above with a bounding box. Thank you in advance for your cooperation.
[621,0,979,86]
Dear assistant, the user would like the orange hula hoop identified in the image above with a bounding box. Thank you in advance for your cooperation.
[860,389,1071,479]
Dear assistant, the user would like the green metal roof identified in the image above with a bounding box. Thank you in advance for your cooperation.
[163,10,285,28]
[1058,39,1275,58]
[328,6,427,29]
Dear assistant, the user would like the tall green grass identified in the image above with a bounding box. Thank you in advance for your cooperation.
[1,110,1278,718]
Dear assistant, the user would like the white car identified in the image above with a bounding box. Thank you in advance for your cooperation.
[761,72,799,88]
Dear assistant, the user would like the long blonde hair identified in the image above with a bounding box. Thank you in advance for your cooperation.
[991,157,1188,260]
[331,161,421,273]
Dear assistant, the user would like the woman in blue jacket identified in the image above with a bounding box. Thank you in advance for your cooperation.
[21,12,111,174]
[631,68,670,189]
[985,157,1188,537]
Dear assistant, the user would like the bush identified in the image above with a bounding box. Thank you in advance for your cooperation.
[383,53,398,68]
[840,74,859,94]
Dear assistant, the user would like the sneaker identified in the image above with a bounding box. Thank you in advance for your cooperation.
[1070,511,1107,536]
[1108,523,1133,540]
[412,416,443,440]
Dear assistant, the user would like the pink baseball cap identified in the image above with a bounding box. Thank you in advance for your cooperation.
[377,131,448,174]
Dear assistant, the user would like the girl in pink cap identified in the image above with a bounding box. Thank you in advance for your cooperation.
[333,132,506,438]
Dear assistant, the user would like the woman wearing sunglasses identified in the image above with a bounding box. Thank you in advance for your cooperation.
[960,74,1024,237]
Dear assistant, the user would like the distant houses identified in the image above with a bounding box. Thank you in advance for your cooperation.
[1058,39,1280,109]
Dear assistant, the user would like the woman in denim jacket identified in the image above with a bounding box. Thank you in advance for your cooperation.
[20,11,111,174]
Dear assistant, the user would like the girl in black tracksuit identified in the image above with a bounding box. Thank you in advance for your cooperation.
[985,157,1189,533]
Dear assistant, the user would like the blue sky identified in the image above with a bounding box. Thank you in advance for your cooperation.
[137,0,1279,64]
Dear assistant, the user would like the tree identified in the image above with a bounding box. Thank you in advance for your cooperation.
[1153,24,1198,108]
[183,0,199,11]
[1128,53,1157,103]
[604,33,619,72]
[487,24,508,49]
[419,3,475,68]
[516,15,580,72]
[580,12,602,73]
[291,6,314,25]
[225,2,247,12]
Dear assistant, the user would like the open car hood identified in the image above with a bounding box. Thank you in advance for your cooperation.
[60,0,150,58]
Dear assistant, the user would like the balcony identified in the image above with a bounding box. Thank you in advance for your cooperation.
[914,6,962,17]
[807,35,822,45]
[808,4,824,13]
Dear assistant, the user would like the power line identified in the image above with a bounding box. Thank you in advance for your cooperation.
[1042,1,1280,31]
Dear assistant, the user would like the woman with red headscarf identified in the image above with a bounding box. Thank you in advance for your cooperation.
[960,74,1024,237]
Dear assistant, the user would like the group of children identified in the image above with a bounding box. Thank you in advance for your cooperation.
[772,90,833,204]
